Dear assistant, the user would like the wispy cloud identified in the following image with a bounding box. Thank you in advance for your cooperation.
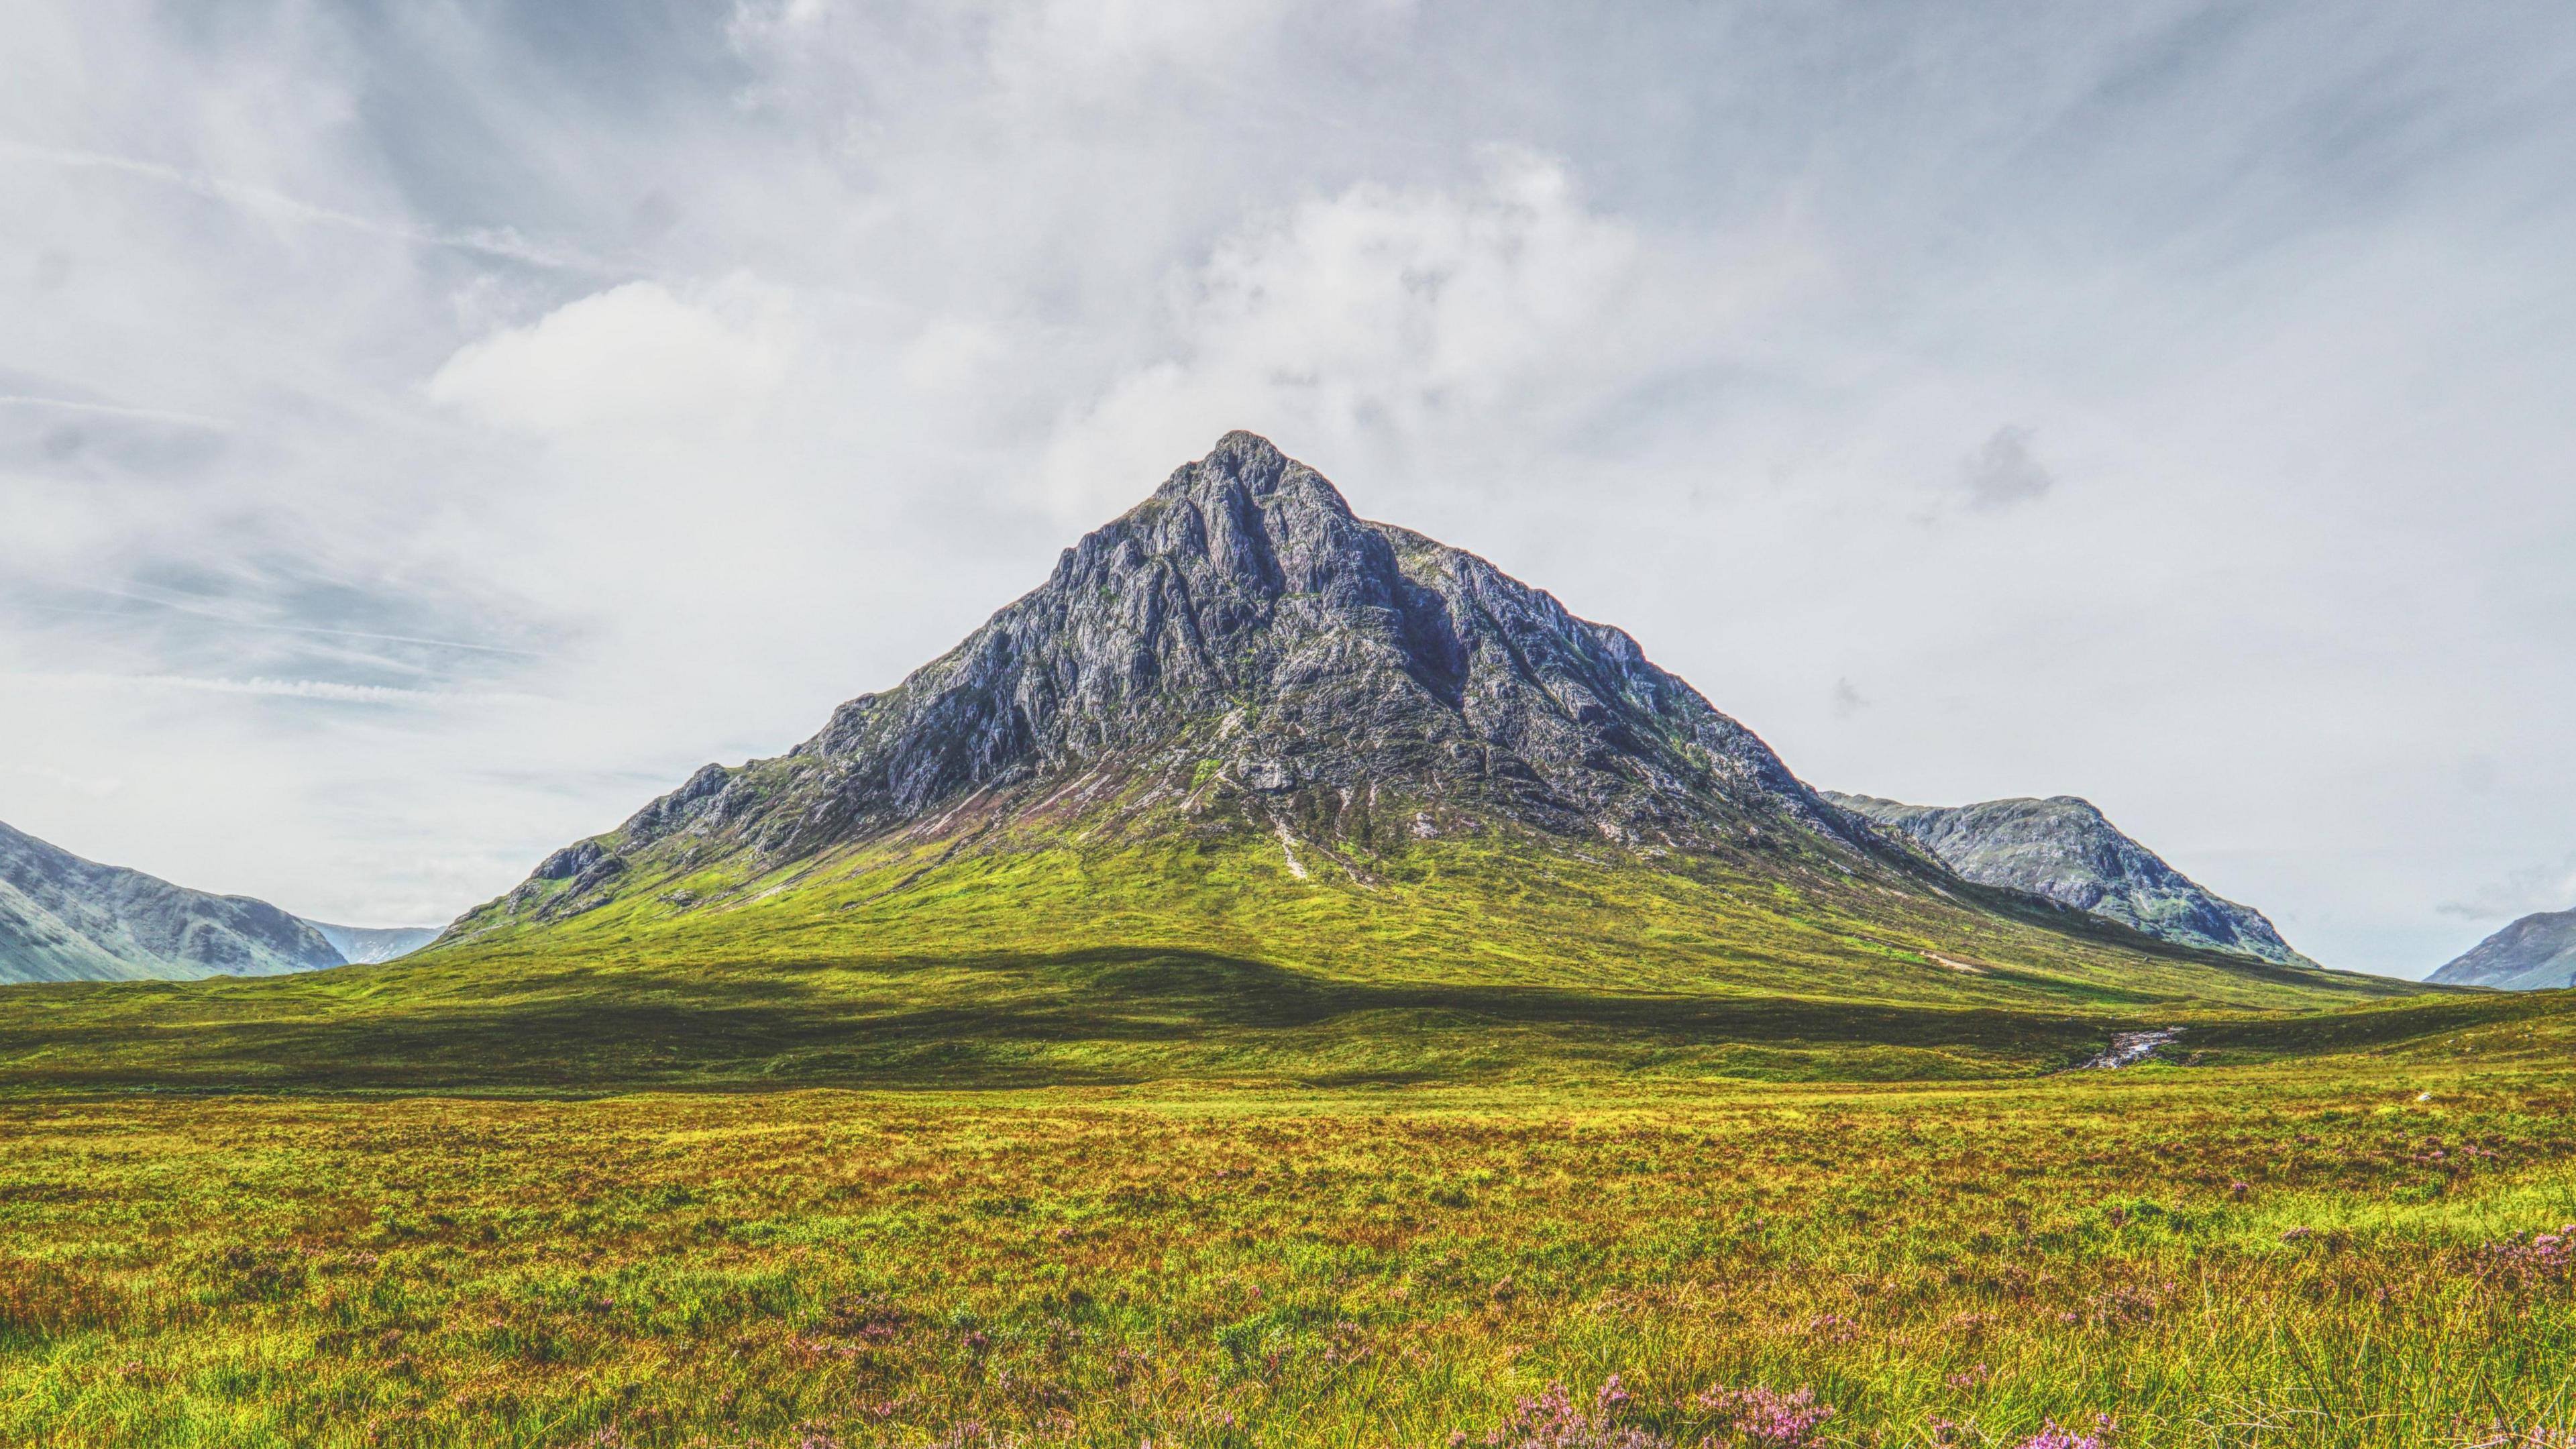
[29,592,542,661]
[7,672,538,706]
[0,141,620,276]
[0,394,237,431]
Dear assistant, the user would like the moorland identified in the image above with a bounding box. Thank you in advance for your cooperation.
[3,978,2574,1448]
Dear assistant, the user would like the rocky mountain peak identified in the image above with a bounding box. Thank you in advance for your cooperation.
[461,434,1871,933]
[1155,429,1341,509]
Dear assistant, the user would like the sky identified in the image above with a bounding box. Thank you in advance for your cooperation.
[2,1,2571,975]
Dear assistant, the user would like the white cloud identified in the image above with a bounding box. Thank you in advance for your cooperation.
[425,277,800,435]
[1042,150,1809,515]
[985,0,1303,97]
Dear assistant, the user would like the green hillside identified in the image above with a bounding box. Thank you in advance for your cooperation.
[0,825,2436,1097]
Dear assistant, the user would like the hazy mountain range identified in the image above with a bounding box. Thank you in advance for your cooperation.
[0,820,434,985]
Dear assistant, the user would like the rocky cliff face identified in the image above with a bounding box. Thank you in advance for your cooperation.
[0,820,349,983]
[1824,792,2310,966]
[457,432,1889,934]
[2429,909,2576,991]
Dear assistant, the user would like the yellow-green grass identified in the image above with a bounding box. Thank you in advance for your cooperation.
[5,1045,2576,1448]
[459,829,2416,1012]
[0,938,2472,1097]
[0,827,2432,1097]
[1,827,2551,1446]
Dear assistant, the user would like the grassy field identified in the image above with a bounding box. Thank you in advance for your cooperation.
[5,822,2563,1447]
[5,987,2576,1448]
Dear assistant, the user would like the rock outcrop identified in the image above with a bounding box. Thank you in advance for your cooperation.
[1824,792,2310,966]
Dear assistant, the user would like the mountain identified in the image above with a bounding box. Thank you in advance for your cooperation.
[0,820,345,983]
[2429,909,2576,991]
[0,819,445,984]
[1823,792,2310,966]
[307,922,441,965]
[438,433,2387,1014]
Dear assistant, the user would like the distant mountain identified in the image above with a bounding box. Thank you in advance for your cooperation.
[433,433,2387,1014]
[0,820,344,983]
[2429,909,2576,991]
[1823,792,2311,967]
[307,922,441,965]
[0,819,443,984]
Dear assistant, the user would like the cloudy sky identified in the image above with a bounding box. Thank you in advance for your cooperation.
[3,1,2571,975]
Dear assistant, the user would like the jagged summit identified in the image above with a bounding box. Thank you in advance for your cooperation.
[464,433,1872,935]
[1825,791,2310,966]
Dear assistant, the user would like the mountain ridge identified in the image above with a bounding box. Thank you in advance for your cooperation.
[1823,792,2310,966]
[0,820,438,984]
[0,820,342,983]
[2430,908,2576,991]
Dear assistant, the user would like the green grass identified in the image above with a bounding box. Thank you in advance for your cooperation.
[0,826,2436,1097]
[467,826,2414,1007]
[5,821,2563,1445]
[4,1055,2576,1447]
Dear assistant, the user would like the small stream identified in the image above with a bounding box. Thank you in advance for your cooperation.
[2077,1027,2182,1069]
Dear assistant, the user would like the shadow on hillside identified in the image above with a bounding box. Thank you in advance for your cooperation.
[2,945,2144,1093]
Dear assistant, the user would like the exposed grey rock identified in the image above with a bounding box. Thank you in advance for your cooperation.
[0,819,348,983]
[535,841,606,880]
[2428,908,2576,991]
[455,431,1885,934]
[1825,792,2311,966]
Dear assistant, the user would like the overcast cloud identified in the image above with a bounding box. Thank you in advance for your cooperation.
[2,0,2571,974]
